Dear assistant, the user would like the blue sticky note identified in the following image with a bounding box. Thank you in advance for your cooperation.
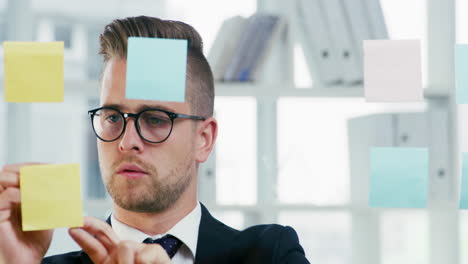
[369,147,428,208]
[456,44,468,104]
[126,37,187,102]
[460,153,468,209]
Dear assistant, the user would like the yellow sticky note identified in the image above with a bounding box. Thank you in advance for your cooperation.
[4,41,64,102]
[20,164,83,231]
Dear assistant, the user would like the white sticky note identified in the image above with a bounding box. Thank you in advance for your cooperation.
[364,40,423,102]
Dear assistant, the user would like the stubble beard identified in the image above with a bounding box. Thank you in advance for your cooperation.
[104,155,193,213]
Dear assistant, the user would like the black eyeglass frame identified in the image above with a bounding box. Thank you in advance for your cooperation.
[88,106,207,143]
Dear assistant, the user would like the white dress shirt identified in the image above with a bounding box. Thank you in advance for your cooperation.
[110,202,201,264]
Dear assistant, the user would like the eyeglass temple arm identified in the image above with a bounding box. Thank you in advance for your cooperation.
[175,113,206,120]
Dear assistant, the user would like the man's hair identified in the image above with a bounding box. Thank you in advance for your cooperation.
[99,16,214,117]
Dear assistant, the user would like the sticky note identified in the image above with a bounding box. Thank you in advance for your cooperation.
[20,164,83,231]
[460,153,468,209]
[456,44,468,104]
[369,147,428,208]
[4,41,64,102]
[126,37,187,102]
[364,40,423,102]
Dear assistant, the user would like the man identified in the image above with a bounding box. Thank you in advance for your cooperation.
[0,16,310,264]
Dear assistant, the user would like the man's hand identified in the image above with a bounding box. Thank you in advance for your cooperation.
[69,216,171,264]
[0,163,54,264]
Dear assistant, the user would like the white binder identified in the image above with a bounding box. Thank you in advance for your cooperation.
[295,0,342,85]
[249,16,288,82]
[207,16,247,81]
[235,14,270,81]
[341,0,374,84]
[320,0,362,84]
[239,15,281,81]
[362,0,389,39]
[223,15,262,81]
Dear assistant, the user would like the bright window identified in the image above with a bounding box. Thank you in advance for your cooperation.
[461,211,468,263]
[210,211,245,230]
[277,98,426,205]
[380,0,428,88]
[381,210,429,264]
[215,96,257,205]
[279,211,351,264]
[457,0,468,43]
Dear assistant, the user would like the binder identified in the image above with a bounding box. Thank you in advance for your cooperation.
[249,16,288,82]
[362,0,389,39]
[221,14,284,82]
[223,15,262,81]
[207,16,247,81]
[341,0,374,84]
[295,0,342,85]
[320,0,362,84]
[235,14,267,81]
[238,15,281,81]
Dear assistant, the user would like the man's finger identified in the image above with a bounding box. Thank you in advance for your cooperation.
[117,241,137,264]
[0,209,12,222]
[69,228,108,263]
[0,171,19,189]
[0,188,20,211]
[1,163,43,173]
[136,244,171,264]
[81,216,119,251]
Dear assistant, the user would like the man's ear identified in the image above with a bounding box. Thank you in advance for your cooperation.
[195,117,218,163]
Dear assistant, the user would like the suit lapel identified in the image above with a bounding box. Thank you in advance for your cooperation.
[194,203,239,264]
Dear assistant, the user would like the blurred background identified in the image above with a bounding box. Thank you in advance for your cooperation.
[0,0,467,263]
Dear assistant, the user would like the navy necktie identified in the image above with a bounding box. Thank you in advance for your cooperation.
[142,234,183,259]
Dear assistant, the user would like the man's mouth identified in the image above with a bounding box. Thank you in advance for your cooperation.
[116,163,148,179]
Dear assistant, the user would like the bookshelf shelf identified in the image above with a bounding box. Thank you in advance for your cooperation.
[64,80,366,98]
[215,83,450,99]
[0,80,450,99]
[216,82,364,97]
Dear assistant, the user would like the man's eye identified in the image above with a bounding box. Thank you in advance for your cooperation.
[146,117,164,125]
[106,114,121,123]
[143,114,170,127]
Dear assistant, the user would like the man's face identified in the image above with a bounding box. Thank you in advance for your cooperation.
[98,58,197,213]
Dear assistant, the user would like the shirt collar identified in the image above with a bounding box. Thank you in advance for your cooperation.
[110,202,202,258]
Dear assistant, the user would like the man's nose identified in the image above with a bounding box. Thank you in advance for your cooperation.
[118,118,144,152]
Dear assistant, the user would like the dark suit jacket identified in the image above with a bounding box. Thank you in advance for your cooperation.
[42,204,310,264]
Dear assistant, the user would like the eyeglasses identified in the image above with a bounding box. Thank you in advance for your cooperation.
[88,107,206,143]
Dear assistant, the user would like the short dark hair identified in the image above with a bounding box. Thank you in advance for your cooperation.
[99,16,214,117]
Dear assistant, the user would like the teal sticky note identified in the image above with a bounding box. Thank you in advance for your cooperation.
[456,44,468,104]
[460,153,468,209]
[126,37,187,102]
[369,147,428,208]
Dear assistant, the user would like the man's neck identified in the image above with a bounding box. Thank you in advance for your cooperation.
[112,198,198,236]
